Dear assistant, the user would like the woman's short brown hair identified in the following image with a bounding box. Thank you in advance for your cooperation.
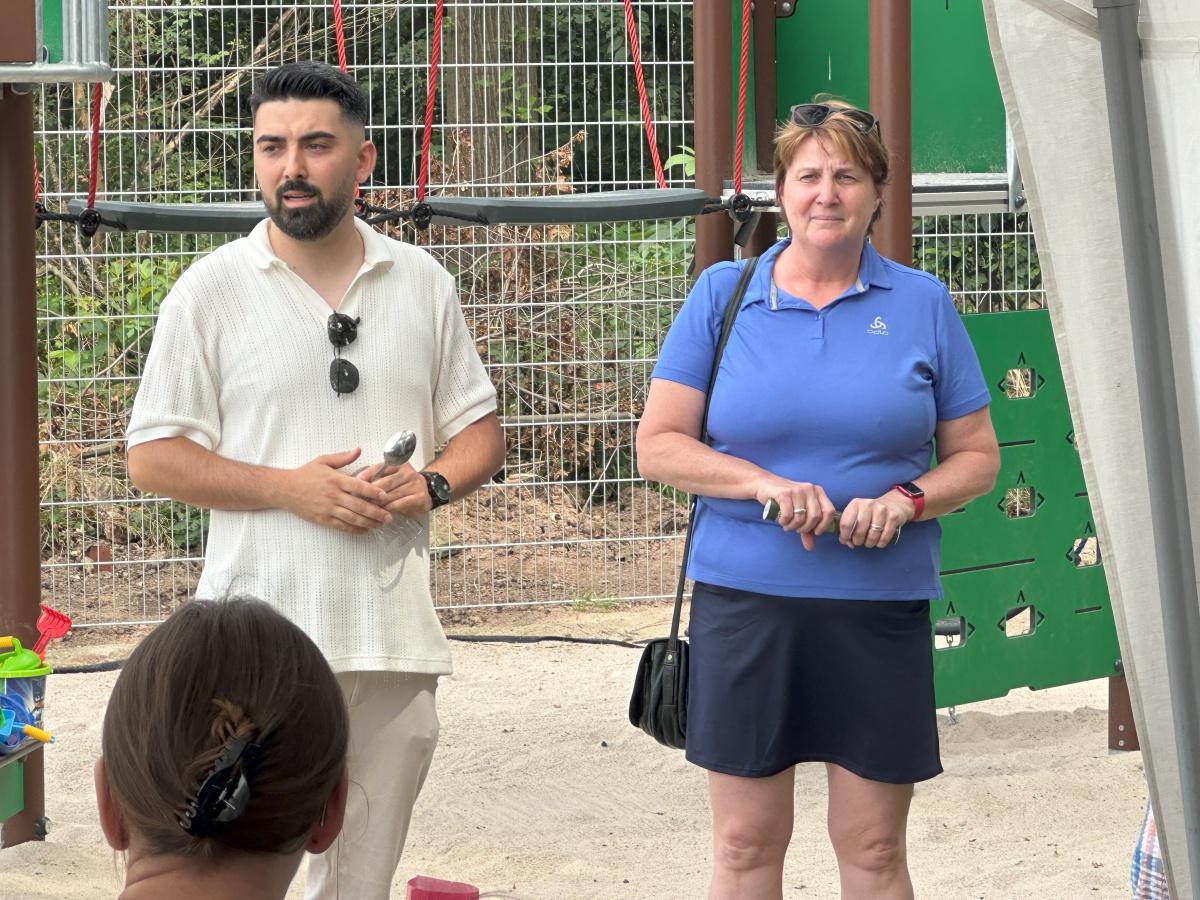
[101,597,349,858]
[774,99,890,229]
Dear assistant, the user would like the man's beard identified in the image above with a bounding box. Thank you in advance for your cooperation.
[263,177,355,241]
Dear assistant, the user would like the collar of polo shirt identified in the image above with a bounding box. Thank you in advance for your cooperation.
[743,238,894,313]
[246,216,395,274]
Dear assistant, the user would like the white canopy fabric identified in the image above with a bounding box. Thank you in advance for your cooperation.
[983,0,1200,894]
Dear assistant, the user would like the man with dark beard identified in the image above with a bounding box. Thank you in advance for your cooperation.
[124,62,505,899]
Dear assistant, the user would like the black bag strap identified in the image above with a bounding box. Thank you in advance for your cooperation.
[667,256,761,651]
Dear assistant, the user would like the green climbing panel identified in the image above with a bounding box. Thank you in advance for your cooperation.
[771,0,1007,173]
[933,310,1120,707]
[39,0,65,64]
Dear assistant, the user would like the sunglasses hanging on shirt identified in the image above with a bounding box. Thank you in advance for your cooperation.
[327,312,360,396]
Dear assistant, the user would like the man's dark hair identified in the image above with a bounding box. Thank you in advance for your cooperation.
[250,61,368,129]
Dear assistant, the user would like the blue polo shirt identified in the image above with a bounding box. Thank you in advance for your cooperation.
[651,239,990,600]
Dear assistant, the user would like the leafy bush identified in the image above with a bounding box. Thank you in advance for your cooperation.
[914,213,1042,313]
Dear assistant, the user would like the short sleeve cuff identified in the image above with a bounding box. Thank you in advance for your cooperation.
[125,424,215,451]
[649,367,710,393]
[938,391,992,422]
[434,391,497,446]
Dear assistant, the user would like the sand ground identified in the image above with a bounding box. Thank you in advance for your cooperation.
[1,602,1146,898]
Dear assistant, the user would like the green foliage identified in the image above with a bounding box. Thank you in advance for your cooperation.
[570,591,622,612]
[38,468,76,556]
[654,482,689,508]
[913,213,1043,312]
[126,503,210,554]
[664,145,696,178]
[462,217,690,494]
[38,254,188,403]
[38,454,207,556]
[531,6,691,187]
[499,72,553,134]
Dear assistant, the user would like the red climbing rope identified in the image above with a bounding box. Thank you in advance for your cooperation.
[416,0,444,202]
[732,0,752,193]
[33,84,113,235]
[622,0,666,189]
[331,0,349,72]
[86,82,103,209]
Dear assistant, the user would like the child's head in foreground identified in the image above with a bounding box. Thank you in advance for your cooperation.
[95,597,349,891]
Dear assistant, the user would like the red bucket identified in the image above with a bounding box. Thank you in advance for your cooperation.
[406,875,479,900]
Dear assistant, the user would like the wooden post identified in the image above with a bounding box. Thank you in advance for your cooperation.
[0,0,36,63]
[692,0,734,273]
[868,0,913,265]
[0,2,47,847]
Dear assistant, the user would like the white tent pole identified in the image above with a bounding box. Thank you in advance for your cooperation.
[1094,0,1200,893]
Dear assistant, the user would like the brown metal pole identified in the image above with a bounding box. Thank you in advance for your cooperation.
[692,0,734,272]
[744,0,780,259]
[0,4,36,63]
[868,0,913,266]
[1109,674,1141,752]
[0,76,47,843]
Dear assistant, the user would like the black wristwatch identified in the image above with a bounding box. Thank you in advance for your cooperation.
[421,471,452,509]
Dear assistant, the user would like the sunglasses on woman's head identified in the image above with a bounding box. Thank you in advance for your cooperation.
[789,103,881,137]
[327,312,360,396]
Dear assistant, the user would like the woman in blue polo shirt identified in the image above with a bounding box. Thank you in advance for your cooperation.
[637,101,1000,899]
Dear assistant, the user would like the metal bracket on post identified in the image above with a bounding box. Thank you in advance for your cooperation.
[1006,122,1027,213]
[776,0,797,17]
[1110,672,1141,752]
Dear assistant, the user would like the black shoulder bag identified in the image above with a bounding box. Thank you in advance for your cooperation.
[628,256,761,749]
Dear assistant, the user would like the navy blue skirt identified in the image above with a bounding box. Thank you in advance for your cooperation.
[685,582,942,784]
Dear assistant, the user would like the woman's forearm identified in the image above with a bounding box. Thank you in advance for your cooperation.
[639,438,998,517]
[910,449,999,520]
[636,431,766,500]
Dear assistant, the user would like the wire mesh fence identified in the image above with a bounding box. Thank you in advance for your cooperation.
[914,213,1043,314]
[34,1,1041,628]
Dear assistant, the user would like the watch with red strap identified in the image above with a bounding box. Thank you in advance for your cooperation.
[892,481,925,520]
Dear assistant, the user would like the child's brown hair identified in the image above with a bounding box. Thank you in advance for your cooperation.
[101,597,348,857]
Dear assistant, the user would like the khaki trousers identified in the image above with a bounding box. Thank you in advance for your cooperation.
[305,671,440,900]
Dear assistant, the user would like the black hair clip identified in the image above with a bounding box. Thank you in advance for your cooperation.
[178,736,263,837]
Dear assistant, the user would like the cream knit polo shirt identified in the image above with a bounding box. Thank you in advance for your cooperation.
[127,217,497,674]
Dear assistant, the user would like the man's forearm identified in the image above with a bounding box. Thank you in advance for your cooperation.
[128,436,287,511]
[426,413,506,501]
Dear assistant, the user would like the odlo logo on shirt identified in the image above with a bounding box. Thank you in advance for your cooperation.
[868,315,889,335]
